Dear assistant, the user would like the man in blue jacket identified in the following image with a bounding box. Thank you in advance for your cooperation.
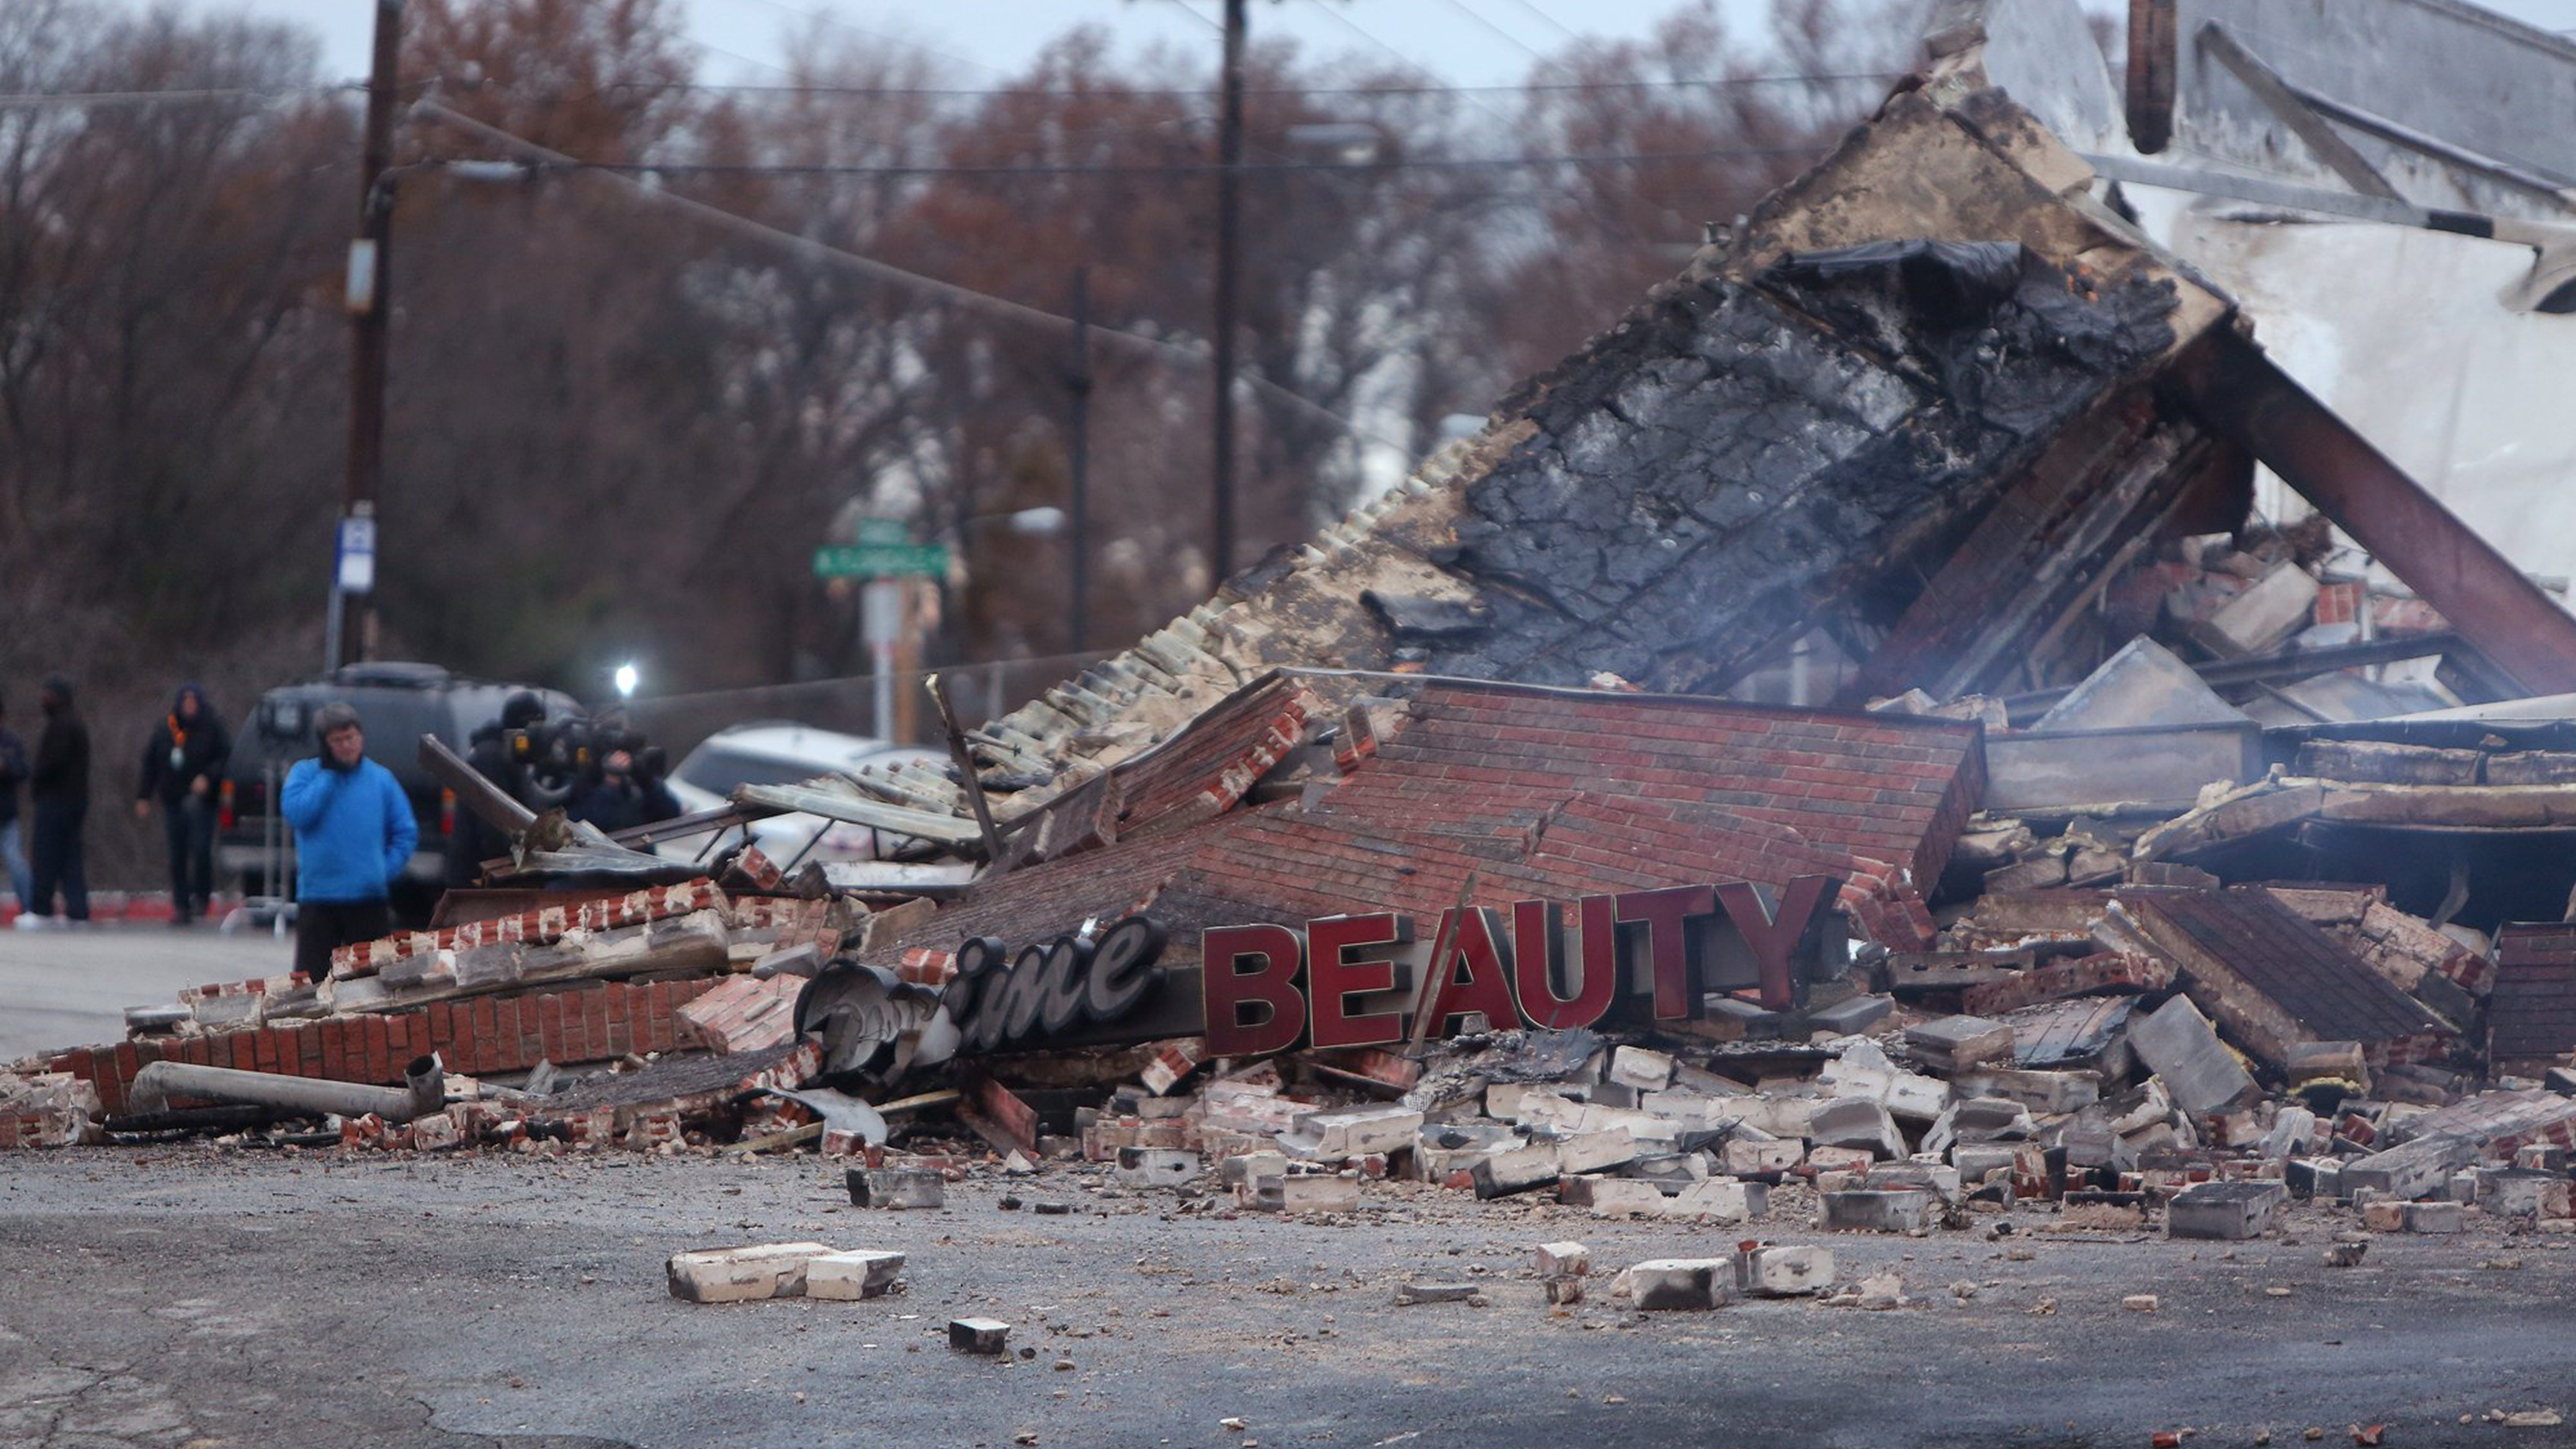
[281,702,416,983]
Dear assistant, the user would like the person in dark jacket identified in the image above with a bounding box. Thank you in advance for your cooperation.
[282,702,416,983]
[445,691,546,887]
[133,683,231,925]
[23,675,89,927]
[0,691,29,912]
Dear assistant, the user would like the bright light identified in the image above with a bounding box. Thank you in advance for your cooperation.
[613,662,639,699]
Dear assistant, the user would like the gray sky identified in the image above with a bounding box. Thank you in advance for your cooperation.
[195,0,1831,88]
[188,0,2576,99]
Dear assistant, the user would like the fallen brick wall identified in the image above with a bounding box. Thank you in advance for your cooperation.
[46,977,721,1118]
[2492,923,2576,1074]
[330,878,726,978]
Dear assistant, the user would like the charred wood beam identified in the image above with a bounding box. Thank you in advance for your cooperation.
[2172,335,2576,698]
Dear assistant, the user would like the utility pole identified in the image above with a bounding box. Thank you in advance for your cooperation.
[336,0,402,670]
[1210,0,1246,584]
[1067,265,1093,654]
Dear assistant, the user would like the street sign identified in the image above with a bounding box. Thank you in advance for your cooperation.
[854,518,909,545]
[813,543,949,579]
[336,514,377,594]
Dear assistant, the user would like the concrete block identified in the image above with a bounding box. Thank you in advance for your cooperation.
[1279,1172,1360,1214]
[2361,1199,2408,1233]
[1723,1137,1804,1176]
[1820,1189,1934,1233]
[1667,1178,1765,1223]
[1568,1176,1669,1217]
[1471,1141,1564,1199]
[1953,1143,2020,1184]
[1556,1129,1639,1176]
[1904,1014,2017,1069]
[1544,1276,1586,1306]
[1114,1147,1202,1187]
[1952,1068,2099,1113]
[805,1250,905,1300]
[1807,993,1892,1035]
[2285,1156,2343,1201]
[1807,1145,1874,1173]
[948,1317,1011,1354]
[1736,1245,1833,1297]
[2341,1133,2476,1202]
[1288,1105,1422,1158]
[2188,559,2319,658]
[1535,1241,1590,1278]
[2125,996,2257,1116]
[1810,1098,1906,1160]
[2482,1169,2573,1220]
[848,1166,945,1209]
[667,1243,833,1304]
[2404,1200,2466,1234]
[2260,1106,2318,1160]
[2167,1180,2287,1241]
[1627,1258,1734,1311]
[1607,1045,1675,1090]
[1219,1149,1288,1187]
[1484,1084,1574,1123]
[1393,1281,1482,1306]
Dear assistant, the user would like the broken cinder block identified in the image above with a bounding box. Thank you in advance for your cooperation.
[666,1242,834,1304]
[948,1318,1011,1354]
[805,1250,906,1300]
[1627,1258,1735,1311]
[848,1166,946,1210]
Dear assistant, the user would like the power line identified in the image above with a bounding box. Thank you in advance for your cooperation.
[0,86,343,109]
[412,99,1411,457]
[588,70,1895,99]
[553,146,1815,179]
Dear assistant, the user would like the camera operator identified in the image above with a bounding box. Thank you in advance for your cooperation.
[568,713,678,833]
[444,691,546,887]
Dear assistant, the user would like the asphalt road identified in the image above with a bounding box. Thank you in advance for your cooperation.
[2,1150,2572,1449]
[0,922,289,1062]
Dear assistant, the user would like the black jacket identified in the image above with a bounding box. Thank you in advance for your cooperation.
[0,728,25,825]
[137,696,232,807]
[31,710,88,808]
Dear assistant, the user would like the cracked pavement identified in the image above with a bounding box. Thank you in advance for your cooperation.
[4,1147,2575,1447]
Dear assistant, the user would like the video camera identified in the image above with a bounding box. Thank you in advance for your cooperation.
[501,716,664,807]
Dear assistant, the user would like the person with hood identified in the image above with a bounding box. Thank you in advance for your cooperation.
[445,690,546,887]
[0,691,29,912]
[280,701,415,983]
[133,683,231,925]
[22,675,89,927]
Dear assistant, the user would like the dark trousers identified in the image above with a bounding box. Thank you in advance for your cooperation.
[161,796,216,919]
[27,800,87,921]
[295,898,392,983]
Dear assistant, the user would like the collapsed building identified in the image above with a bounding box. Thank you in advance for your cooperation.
[14,1,2576,1259]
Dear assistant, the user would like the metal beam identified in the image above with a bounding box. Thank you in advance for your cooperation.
[2172,335,2576,697]
[2196,22,2404,201]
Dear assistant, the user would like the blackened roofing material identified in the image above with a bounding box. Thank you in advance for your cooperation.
[2142,887,2448,1047]
[2490,923,2576,1064]
[1428,240,2178,691]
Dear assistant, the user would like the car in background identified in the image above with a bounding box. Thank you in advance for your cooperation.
[653,722,946,870]
[218,662,581,915]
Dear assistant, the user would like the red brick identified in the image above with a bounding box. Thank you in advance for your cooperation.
[320,1022,347,1081]
[537,994,565,1063]
[585,987,613,1060]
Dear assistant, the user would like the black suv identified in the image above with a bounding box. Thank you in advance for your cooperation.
[218,661,580,910]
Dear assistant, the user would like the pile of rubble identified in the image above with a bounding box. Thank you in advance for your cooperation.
[13,11,2576,1273]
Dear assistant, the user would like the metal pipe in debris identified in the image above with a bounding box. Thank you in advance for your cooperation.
[127,1054,446,1122]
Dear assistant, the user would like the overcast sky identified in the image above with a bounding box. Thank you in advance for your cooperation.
[189,0,1911,88]
[173,0,2576,96]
